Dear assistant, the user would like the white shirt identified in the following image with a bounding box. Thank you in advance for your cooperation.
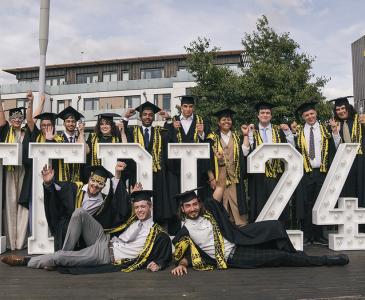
[304,122,322,168]
[111,217,154,260]
[184,217,235,260]
[63,131,76,143]
[180,114,205,140]
[220,131,231,146]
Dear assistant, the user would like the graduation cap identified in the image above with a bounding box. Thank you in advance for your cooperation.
[295,101,318,117]
[34,112,58,121]
[254,101,276,112]
[177,95,195,105]
[95,113,121,122]
[135,101,161,114]
[213,108,236,119]
[328,96,353,107]
[6,107,26,119]
[58,106,84,121]
[174,187,204,204]
[131,190,154,202]
[86,165,114,181]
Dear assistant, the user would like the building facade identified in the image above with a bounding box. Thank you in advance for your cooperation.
[0,51,243,129]
[352,35,365,112]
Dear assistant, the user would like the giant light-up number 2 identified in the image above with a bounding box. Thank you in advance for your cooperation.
[247,144,304,250]
[313,143,365,250]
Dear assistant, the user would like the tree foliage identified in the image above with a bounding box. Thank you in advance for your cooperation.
[185,15,332,129]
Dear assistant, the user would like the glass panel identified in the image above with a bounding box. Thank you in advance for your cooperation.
[122,71,129,81]
[163,94,171,110]
[103,73,110,82]
[110,73,117,81]
[92,75,98,83]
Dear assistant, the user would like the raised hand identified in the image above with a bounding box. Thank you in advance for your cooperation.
[280,123,290,131]
[26,90,34,103]
[45,125,55,140]
[196,122,204,135]
[241,124,249,136]
[329,118,339,134]
[115,161,127,172]
[248,123,255,132]
[124,108,136,119]
[173,120,181,129]
[131,182,143,193]
[41,164,54,185]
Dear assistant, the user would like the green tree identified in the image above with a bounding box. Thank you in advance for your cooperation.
[185,15,332,128]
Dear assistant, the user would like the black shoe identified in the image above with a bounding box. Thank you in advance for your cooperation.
[324,254,349,266]
[303,237,312,246]
[313,236,328,245]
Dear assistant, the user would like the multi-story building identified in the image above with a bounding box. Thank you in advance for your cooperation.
[0,50,244,129]
[352,35,365,113]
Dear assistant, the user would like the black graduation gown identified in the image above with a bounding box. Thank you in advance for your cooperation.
[172,197,296,267]
[338,119,365,207]
[247,128,288,222]
[18,125,41,209]
[125,125,178,223]
[44,178,131,251]
[164,115,211,199]
[207,131,248,215]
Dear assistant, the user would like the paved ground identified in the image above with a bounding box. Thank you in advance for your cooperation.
[1,245,365,300]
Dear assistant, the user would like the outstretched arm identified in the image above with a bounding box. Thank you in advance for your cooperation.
[212,150,226,202]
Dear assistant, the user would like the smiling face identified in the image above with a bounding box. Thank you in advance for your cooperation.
[181,198,202,220]
[133,200,152,221]
[257,109,272,125]
[9,114,24,129]
[302,109,317,126]
[99,119,112,135]
[218,116,232,133]
[64,116,77,133]
[141,109,154,127]
[87,174,106,197]
[335,105,349,120]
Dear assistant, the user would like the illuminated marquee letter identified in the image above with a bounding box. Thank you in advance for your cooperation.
[247,144,304,250]
[28,143,85,254]
[168,143,210,192]
[313,143,365,250]
[98,143,152,190]
[0,143,22,253]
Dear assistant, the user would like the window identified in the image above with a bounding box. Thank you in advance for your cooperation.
[124,95,141,109]
[46,76,66,86]
[57,100,72,113]
[141,68,164,79]
[154,94,171,120]
[16,98,26,108]
[76,73,99,84]
[178,66,187,71]
[103,72,118,82]
[84,98,99,110]
[122,71,129,81]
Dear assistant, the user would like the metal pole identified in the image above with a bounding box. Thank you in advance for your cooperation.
[38,0,50,110]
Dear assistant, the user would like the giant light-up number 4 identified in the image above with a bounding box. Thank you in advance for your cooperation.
[247,144,304,250]
[313,143,365,250]
[0,143,22,253]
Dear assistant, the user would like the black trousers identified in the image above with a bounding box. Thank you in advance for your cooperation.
[227,245,325,268]
[300,169,325,240]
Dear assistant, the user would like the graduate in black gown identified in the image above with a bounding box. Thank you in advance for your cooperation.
[329,96,365,210]
[164,95,211,200]
[171,153,349,275]
[42,162,130,251]
[49,106,85,182]
[246,102,295,223]
[123,101,179,234]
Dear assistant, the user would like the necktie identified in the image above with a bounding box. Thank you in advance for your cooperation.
[309,126,315,160]
[261,128,268,143]
[126,222,143,242]
[69,136,73,143]
[144,128,150,149]
[342,120,352,143]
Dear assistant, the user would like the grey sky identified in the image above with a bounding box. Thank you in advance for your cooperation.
[0,0,364,99]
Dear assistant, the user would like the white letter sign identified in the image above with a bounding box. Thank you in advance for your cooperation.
[0,143,22,253]
[247,144,304,250]
[28,143,85,254]
[313,143,365,250]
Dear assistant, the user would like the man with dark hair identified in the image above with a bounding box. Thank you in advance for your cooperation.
[246,102,295,222]
[329,96,365,209]
[294,102,340,245]
[40,162,130,251]
[171,152,349,276]
[124,101,178,234]
[1,189,172,273]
